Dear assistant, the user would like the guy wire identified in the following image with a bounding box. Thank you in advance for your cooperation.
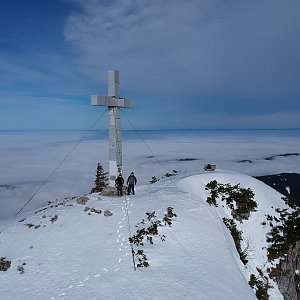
[122,110,177,186]
[15,109,108,216]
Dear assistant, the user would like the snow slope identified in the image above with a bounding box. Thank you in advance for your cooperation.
[0,169,289,299]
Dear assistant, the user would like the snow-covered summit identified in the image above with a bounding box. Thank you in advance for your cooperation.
[0,169,291,299]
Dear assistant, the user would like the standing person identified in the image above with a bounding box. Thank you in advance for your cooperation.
[115,173,124,196]
[127,172,137,195]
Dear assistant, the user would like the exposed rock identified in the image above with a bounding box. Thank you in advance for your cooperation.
[269,242,300,300]
[104,210,113,217]
[85,207,102,214]
[76,196,89,205]
[50,215,58,223]
[25,223,41,229]
[0,257,11,271]
[90,208,102,214]
[100,186,119,196]
[35,207,48,214]
[25,223,35,228]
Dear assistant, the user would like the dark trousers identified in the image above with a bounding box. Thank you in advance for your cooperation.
[117,185,123,196]
[127,184,135,195]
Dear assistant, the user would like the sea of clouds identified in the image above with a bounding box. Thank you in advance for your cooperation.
[0,129,299,219]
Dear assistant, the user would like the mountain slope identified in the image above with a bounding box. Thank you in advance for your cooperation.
[0,170,290,299]
[255,173,300,206]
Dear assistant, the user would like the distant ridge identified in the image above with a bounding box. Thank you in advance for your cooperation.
[238,152,300,163]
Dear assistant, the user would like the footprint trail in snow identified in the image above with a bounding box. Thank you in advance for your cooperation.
[50,197,133,299]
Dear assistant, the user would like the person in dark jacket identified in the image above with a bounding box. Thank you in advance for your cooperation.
[127,172,137,195]
[115,173,124,196]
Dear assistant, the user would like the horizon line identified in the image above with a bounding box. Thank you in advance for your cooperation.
[0,128,300,132]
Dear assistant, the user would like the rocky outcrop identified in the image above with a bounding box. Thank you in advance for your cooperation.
[76,196,89,205]
[0,257,11,271]
[269,242,300,300]
[100,186,126,196]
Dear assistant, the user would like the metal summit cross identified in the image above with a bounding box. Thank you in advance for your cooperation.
[91,70,133,186]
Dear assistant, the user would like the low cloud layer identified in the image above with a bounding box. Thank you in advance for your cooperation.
[0,130,299,219]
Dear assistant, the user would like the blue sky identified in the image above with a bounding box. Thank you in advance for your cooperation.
[1,0,300,130]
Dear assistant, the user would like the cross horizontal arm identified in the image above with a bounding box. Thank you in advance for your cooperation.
[91,95,134,108]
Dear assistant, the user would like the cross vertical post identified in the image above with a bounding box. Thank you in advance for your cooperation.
[91,70,133,187]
